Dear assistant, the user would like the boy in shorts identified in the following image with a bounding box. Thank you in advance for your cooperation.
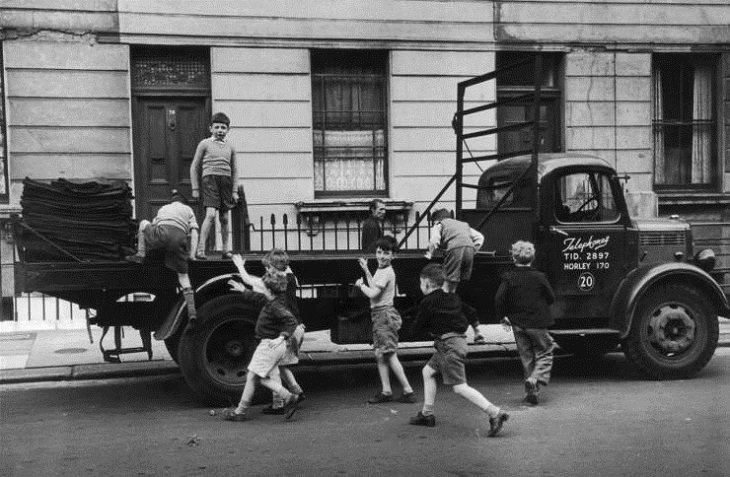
[408,263,509,437]
[126,190,199,324]
[230,249,305,414]
[425,208,484,293]
[190,112,238,260]
[222,270,301,422]
[356,236,416,404]
[425,208,486,343]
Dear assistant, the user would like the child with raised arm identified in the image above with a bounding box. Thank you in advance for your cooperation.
[408,263,509,437]
[222,270,300,422]
[230,249,305,415]
[190,112,237,260]
[495,240,555,405]
[356,236,416,404]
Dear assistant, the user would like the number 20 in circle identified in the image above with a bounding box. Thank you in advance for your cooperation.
[578,272,595,292]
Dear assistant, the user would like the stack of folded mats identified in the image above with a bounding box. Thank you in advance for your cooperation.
[20,178,137,261]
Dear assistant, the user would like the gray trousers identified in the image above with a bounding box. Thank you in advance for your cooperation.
[513,326,555,386]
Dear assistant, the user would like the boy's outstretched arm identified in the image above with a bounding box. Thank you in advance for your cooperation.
[231,253,266,293]
[357,257,375,286]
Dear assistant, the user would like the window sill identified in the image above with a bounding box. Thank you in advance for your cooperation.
[295,198,413,216]
[657,192,730,206]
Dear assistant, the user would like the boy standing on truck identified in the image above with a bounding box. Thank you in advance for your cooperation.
[223,270,301,422]
[408,263,509,436]
[425,208,486,343]
[190,112,237,260]
[125,190,199,324]
[230,249,306,414]
[495,240,556,405]
[356,236,417,404]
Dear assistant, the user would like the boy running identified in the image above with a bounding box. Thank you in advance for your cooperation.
[408,263,509,437]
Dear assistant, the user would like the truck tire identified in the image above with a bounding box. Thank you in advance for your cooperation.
[177,294,264,405]
[622,283,719,380]
[553,335,619,358]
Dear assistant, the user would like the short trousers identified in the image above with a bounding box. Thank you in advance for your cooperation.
[371,305,402,357]
[444,246,475,283]
[143,224,189,274]
[426,335,468,386]
[247,338,287,378]
[202,174,235,210]
[279,324,305,366]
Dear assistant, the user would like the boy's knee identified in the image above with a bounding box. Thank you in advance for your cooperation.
[452,383,469,395]
[422,364,436,378]
[204,207,217,219]
[139,219,150,231]
[219,213,229,226]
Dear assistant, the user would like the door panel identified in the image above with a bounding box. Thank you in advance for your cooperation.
[133,98,208,220]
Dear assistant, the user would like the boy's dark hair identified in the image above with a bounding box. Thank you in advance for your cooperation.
[369,199,385,211]
[375,235,397,253]
[170,188,189,205]
[432,208,451,222]
[211,112,230,126]
[262,270,288,295]
[262,248,290,272]
[420,263,446,287]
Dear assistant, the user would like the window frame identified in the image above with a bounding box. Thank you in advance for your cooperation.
[311,50,390,199]
[495,52,564,155]
[652,53,718,192]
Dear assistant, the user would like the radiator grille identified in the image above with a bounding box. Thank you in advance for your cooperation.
[639,231,685,246]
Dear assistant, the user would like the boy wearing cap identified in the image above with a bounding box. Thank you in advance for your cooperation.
[190,112,238,260]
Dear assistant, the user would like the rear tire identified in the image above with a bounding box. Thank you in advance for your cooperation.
[177,294,265,405]
[622,283,718,379]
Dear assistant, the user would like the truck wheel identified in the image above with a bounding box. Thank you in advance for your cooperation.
[553,335,619,358]
[177,294,263,405]
[623,283,719,379]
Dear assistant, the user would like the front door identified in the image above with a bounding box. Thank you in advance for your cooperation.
[132,98,209,220]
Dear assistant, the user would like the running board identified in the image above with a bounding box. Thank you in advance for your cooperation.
[549,329,620,335]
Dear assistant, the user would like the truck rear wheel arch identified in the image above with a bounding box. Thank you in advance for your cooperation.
[177,293,266,405]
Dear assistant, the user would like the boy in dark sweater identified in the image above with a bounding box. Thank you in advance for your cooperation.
[408,264,509,437]
[222,270,300,422]
[495,240,556,405]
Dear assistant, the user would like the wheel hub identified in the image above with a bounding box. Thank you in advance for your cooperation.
[224,340,245,358]
[648,305,695,353]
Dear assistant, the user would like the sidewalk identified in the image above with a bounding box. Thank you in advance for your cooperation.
[2,318,729,385]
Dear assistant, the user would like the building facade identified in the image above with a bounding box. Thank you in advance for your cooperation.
[1,1,730,301]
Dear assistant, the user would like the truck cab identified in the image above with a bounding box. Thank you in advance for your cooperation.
[458,152,727,379]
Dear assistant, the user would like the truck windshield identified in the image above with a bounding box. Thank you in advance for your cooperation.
[555,172,620,223]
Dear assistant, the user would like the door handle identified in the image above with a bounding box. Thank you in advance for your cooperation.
[549,226,569,237]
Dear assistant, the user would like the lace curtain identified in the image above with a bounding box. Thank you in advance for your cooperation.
[653,60,713,186]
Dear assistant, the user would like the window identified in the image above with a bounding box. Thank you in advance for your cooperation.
[496,52,563,155]
[653,54,716,190]
[311,50,388,197]
[555,172,619,223]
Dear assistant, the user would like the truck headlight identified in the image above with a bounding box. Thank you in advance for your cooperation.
[694,249,715,272]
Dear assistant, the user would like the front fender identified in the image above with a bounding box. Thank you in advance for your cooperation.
[609,262,730,339]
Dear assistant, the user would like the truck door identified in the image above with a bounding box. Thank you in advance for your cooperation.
[542,169,628,319]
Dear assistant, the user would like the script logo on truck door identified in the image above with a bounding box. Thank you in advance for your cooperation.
[561,235,611,292]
